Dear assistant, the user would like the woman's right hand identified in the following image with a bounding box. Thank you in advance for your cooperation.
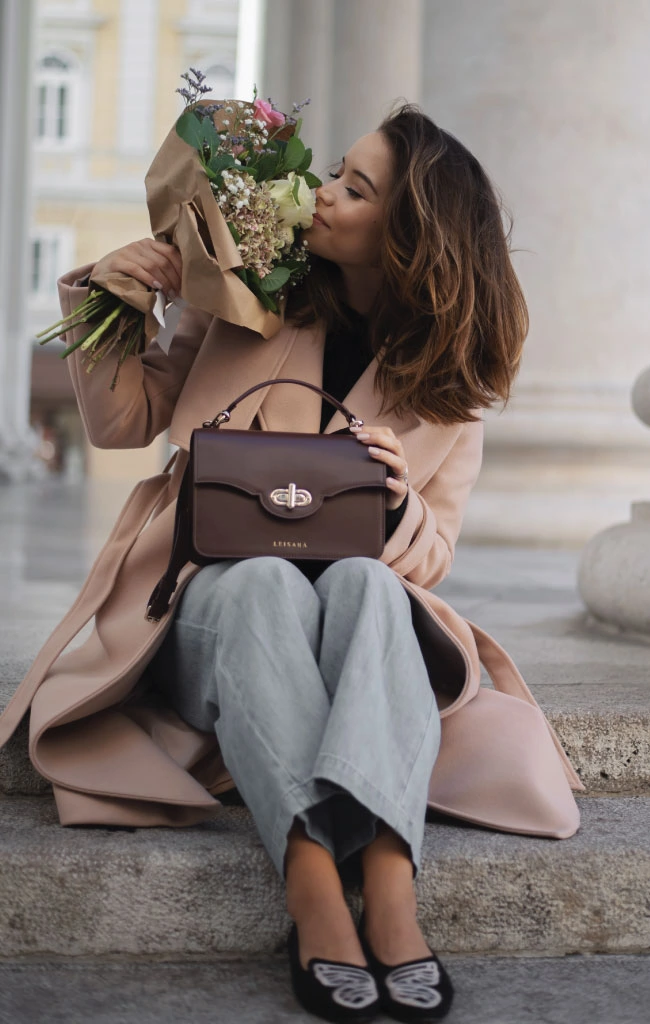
[91,238,182,299]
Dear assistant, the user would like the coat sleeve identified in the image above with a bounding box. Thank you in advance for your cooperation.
[380,418,484,589]
[57,265,214,449]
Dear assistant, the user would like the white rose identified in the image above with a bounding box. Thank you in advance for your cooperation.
[267,172,316,230]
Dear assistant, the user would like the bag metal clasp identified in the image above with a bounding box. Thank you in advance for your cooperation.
[270,483,312,510]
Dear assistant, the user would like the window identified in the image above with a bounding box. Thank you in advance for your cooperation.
[35,52,80,147]
[30,227,75,304]
[188,0,238,20]
[203,61,236,97]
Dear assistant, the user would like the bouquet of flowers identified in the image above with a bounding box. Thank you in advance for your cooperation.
[37,69,321,389]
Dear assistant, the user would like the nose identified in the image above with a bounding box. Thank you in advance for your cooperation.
[315,181,335,206]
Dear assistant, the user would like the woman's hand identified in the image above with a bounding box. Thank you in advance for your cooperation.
[350,424,409,511]
[91,238,183,299]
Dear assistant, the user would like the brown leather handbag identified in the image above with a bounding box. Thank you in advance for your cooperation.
[146,378,386,620]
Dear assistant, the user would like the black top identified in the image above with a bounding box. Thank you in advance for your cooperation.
[319,307,408,541]
[320,306,375,433]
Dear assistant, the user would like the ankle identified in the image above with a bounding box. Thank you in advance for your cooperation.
[362,877,417,920]
[285,854,345,923]
[287,879,346,922]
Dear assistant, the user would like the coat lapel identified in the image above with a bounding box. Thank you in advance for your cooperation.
[257,321,325,433]
[169,316,421,445]
[260,319,421,438]
[168,320,300,448]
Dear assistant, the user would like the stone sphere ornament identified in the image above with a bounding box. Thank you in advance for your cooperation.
[578,502,650,634]
[631,366,650,428]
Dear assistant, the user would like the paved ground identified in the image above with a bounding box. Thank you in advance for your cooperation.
[1,953,649,1024]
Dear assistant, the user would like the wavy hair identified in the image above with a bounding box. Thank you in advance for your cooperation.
[287,104,529,424]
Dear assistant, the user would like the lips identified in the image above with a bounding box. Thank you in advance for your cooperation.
[312,211,329,228]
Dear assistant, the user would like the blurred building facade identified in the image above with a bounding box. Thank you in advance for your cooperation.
[1,0,649,544]
[6,0,240,482]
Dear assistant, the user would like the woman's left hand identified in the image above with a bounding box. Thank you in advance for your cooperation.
[350,424,409,511]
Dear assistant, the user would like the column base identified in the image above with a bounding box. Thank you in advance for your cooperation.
[461,443,650,548]
[578,502,650,635]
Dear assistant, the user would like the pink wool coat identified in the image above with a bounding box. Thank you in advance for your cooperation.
[0,267,583,837]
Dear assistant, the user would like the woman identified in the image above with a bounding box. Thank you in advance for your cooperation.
[0,106,582,1023]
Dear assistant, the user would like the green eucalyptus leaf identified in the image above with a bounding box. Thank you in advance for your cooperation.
[298,147,313,172]
[208,152,236,175]
[199,116,220,154]
[251,281,278,311]
[284,135,306,171]
[227,221,241,245]
[303,171,322,189]
[259,266,291,293]
[256,153,280,181]
[175,109,204,150]
[245,268,279,311]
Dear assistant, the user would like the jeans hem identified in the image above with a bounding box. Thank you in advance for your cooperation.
[312,752,425,862]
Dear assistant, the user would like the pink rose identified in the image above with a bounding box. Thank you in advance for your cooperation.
[253,98,285,128]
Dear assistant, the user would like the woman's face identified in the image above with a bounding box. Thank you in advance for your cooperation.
[303,131,394,269]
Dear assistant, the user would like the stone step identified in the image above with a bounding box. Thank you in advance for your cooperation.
[2,675,648,797]
[0,953,648,1024]
[0,794,648,959]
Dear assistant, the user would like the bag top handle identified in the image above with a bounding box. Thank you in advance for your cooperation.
[202,378,364,429]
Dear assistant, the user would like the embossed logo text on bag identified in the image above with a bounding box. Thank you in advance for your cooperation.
[273,540,309,549]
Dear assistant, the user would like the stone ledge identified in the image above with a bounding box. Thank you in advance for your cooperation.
[0,795,648,959]
[2,681,648,797]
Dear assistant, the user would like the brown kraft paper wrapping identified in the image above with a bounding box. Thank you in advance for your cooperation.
[91,101,294,344]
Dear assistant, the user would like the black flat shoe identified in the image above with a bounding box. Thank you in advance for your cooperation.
[357,911,454,1021]
[287,921,381,1023]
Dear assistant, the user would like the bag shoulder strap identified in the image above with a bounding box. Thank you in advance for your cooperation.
[146,465,193,621]
[0,470,173,749]
[466,619,585,791]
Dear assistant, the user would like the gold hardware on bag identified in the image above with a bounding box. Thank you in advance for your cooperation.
[270,483,312,509]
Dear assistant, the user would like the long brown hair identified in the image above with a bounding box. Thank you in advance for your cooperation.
[287,104,529,424]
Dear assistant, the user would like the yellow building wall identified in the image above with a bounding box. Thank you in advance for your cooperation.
[89,0,121,180]
[156,0,188,146]
[36,0,194,483]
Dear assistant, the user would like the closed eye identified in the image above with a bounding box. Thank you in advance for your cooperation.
[328,171,363,200]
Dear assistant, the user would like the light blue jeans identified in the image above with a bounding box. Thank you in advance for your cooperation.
[148,556,441,882]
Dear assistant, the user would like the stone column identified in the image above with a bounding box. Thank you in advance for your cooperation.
[330,0,422,158]
[0,0,38,481]
[420,0,650,544]
[260,0,422,174]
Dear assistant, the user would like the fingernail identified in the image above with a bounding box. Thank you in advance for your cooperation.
[152,280,163,291]
[355,433,370,440]
[368,446,381,454]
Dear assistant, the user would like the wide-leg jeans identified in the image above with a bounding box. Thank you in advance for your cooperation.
[148,556,441,881]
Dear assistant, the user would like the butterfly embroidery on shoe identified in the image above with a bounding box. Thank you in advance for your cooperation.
[385,960,443,1008]
[311,962,379,1009]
